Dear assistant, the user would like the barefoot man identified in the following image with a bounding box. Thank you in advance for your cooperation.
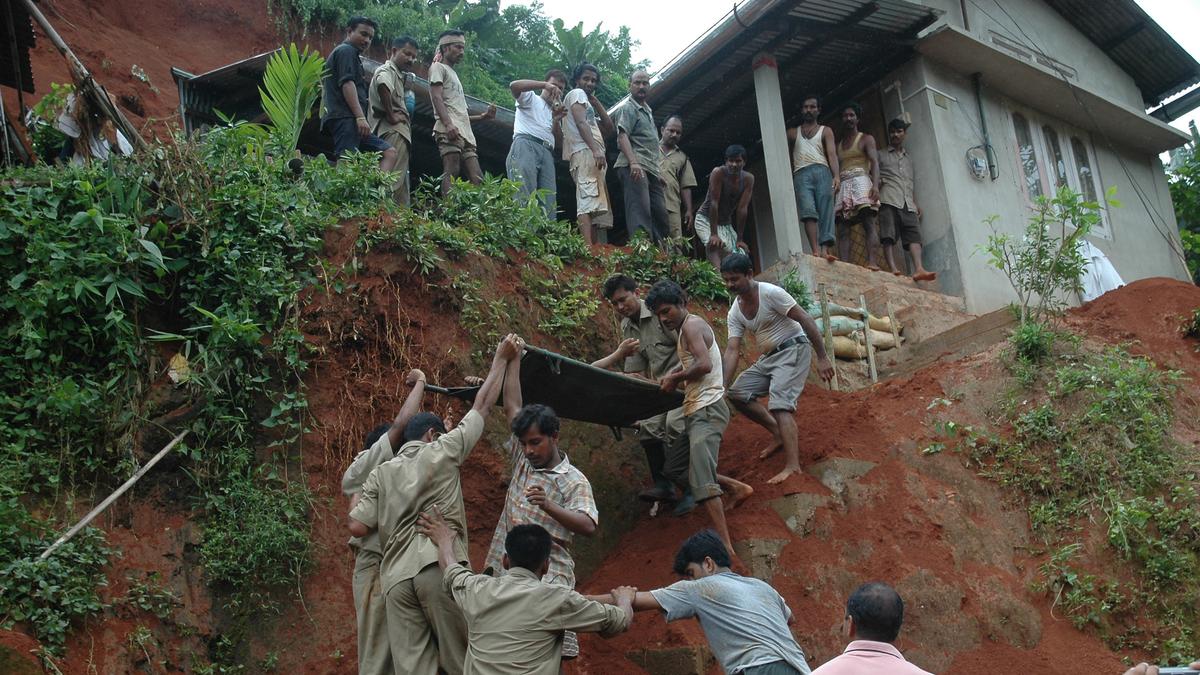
[593,275,753,515]
[719,253,833,484]
[647,280,738,555]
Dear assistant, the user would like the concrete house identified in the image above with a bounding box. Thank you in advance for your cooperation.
[638,0,1198,313]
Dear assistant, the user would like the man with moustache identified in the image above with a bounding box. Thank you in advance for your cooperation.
[369,36,419,204]
[659,115,698,244]
[834,102,882,269]
[429,29,497,195]
[694,144,755,268]
[877,118,936,281]
[614,69,669,244]
[787,95,839,260]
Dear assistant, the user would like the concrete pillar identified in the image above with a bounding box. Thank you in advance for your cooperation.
[752,53,805,261]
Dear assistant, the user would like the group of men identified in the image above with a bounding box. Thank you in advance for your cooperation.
[787,95,936,281]
[319,17,937,280]
[341,244,927,674]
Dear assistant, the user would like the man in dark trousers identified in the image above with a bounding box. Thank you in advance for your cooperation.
[613,69,669,244]
[321,16,398,171]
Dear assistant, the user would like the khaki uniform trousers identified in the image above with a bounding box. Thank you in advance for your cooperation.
[352,552,392,675]
[377,128,411,206]
[385,561,468,675]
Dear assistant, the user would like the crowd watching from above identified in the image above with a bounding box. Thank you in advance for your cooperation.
[322,15,939,280]
[327,14,1189,675]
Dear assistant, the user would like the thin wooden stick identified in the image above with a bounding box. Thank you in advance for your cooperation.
[39,430,189,561]
[886,299,901,351]
[820,283,839,391]
[861,294,878,383]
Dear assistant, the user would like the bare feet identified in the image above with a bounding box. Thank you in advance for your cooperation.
[758,439,784,459]
[867,264,881,272]
[724,480,754,511]
[823,253,838,262]
[892,270,903,276]
[767,465,802,485]
[913,270,937,282]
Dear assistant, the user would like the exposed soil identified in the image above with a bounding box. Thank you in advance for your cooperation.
[10,0,1200,671]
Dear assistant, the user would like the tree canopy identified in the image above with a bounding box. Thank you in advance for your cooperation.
[270,0,648,105]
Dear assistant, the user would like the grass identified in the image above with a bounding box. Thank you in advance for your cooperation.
[930,327,1198,660]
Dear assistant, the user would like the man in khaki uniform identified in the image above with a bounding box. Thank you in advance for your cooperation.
[593,275,753,515]
[349,335,521,675]
[659,115,697,242]
[418,509,635,674]
[341,367,433,675]
[369,36,419,205]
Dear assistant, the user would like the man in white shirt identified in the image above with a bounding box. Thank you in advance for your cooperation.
[561,62,615,244]
[719,253,833,484]
[505,70,568,219]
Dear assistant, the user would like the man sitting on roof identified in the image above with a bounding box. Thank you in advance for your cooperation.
[321,16,398,172]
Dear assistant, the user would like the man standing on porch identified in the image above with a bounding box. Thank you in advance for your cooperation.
[659,115,698,244]
[878,118,937,282]
[614,69,669,244]
[788,95,839,261]
[833,102,882,269]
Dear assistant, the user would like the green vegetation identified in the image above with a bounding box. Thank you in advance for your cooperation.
[777,267,815,312]
[26,82,74,160]
[1168,137,1200,282]
[0,116,391,660]
[979,185,1114,326]
[123,571,180,620]
[932,336,1198,660]
[268,0,645,105]
[607,232,728,302]
[259,44,326,156]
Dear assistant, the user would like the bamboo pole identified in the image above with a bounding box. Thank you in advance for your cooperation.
[860,294,878,383]
[819,283,840,391]
[39,430,189,561]
[19,0,147,151]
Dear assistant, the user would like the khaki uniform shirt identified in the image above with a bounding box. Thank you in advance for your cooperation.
[879,146,916,211]
[429,62,476,147]
[341,433,397,556]
[622,300,680,381]
[483,440,597,587]
[660,146,697,235]
[350,410,484,594]
[368,60,411,144]
[444,563,630,675]
[613,101,662,177]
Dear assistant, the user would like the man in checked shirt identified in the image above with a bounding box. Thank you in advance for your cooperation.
[482,338,598,662]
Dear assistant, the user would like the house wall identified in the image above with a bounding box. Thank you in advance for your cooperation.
[917,0,1144,108]
[906,56,1188,312]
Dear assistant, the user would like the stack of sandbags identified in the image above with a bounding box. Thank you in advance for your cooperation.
[815,304,903,360]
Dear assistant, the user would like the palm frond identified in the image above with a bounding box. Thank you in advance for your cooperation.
[259,44,325,156]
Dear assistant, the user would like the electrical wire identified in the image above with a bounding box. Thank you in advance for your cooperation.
[966,0,1187,266]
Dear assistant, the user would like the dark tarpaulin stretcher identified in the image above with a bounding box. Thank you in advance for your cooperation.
[426,345,683,428]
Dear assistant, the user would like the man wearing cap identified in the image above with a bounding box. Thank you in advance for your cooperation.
[878,118,936,282]
[429,29,497,196]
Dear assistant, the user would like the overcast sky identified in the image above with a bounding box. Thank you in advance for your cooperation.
[504,0,1200,136]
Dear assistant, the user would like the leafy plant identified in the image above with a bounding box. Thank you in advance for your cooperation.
[777,267,815,312]
[27,82,74,160]
[606,232,727,302]
[978,185,1115,325]
[259,44,325,156]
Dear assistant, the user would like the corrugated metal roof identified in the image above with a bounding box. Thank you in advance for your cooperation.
[172,49,516,164]
[1,0,36,94]
[1043,0,1200,106]
[626,0,941,167]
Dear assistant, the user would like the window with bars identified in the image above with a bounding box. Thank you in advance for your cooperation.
[1008,108,1109,237]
